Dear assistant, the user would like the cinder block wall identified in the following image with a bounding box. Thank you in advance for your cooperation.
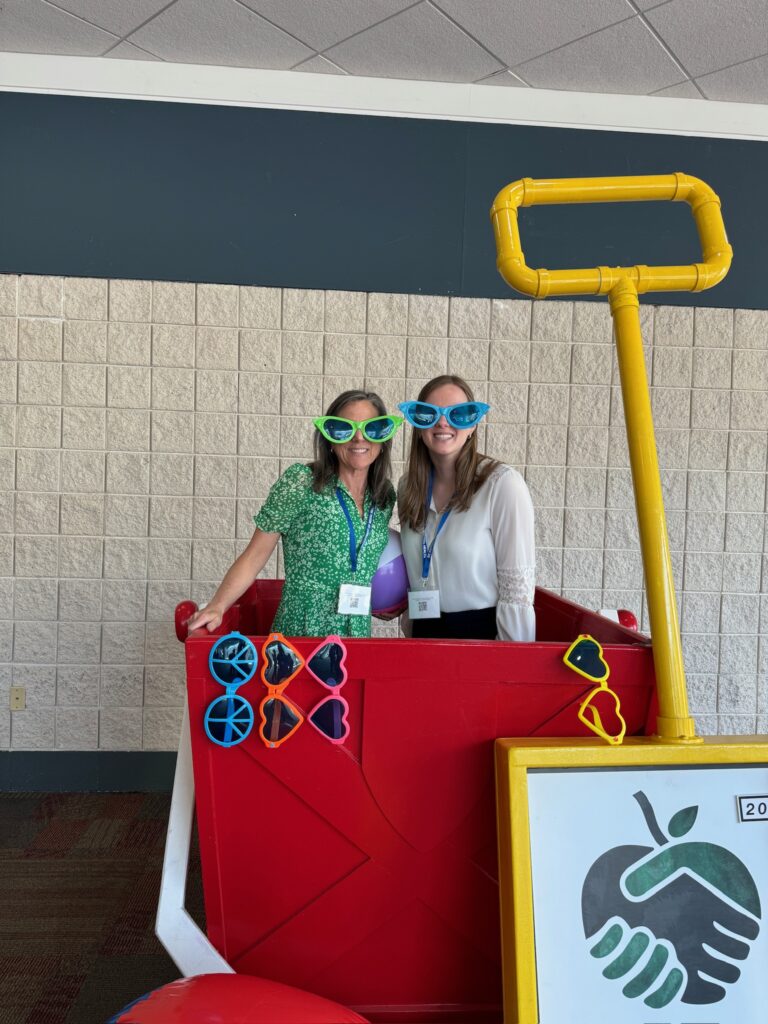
[0,273,766,751]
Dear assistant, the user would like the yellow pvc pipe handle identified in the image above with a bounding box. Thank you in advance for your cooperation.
[490,173,732,298]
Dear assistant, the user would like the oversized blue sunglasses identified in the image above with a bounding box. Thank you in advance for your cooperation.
[398,400,490,429]
[204,632,257,747]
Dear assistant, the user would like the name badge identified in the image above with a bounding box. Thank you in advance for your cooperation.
[338,583,372,616]
[408,589,441,619]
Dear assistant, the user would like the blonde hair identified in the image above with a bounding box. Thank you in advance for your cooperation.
[399,375,498,530]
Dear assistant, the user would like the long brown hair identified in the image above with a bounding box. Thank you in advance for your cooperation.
[310,389,394,509]
[399,375,498,529]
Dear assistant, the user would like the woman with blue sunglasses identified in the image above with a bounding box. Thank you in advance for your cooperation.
[188,389,401,639]
[398,375,535,642]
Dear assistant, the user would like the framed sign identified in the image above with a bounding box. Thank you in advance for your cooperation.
[495,738,768,1024]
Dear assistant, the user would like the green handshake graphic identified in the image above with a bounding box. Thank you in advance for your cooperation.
[582,791,761,1008]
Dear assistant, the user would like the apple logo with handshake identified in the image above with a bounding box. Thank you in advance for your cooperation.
[582,791,761,1009]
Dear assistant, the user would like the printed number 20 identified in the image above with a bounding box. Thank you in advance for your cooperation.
[738,795,768,821]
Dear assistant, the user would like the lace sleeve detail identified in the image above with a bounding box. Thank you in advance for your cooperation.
[498,566,535,607]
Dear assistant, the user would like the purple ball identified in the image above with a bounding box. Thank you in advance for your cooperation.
[371,530,409,614]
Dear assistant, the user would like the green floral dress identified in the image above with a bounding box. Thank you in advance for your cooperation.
[254,463,395,638]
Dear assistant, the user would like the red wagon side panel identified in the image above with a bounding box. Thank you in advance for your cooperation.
[184,586,654,1022]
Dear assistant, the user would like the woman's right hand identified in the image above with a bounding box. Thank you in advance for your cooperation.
[187,605,224,633]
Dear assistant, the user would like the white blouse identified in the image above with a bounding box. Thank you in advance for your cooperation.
[398,465,536,642]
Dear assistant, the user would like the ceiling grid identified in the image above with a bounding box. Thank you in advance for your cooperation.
[0,0,764,103]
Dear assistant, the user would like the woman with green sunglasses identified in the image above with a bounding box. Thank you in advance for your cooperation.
[188,390,401,639]
[398,374,535,642]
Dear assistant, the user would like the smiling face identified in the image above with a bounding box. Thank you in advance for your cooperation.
[420,382,476,461]
[332,399,383,475]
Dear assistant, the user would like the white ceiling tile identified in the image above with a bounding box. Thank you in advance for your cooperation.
[241,0,414,51]
[645,0,768,78]
[696,55,768,104]
[129,0,313,68]
[50,1,172,38]
[476,70,528,88]
[650,80,701,98]
[105,41,162,62]
[433,0,636,67]
[0,0,118,55]
[325,3,502,82]
[294,54,348,76]
[519,16,686,95]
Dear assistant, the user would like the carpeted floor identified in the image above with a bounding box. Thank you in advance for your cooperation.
[0,792,203,1024]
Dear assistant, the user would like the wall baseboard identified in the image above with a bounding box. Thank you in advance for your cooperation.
[0,751,177,792]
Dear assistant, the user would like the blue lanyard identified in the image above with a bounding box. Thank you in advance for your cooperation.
[336,488,375,575]
[421,469,451,581]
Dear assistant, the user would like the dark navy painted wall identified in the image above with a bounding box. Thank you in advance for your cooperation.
[1,91,766,308]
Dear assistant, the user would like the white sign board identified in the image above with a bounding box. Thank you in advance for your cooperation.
[527,765,768,1024]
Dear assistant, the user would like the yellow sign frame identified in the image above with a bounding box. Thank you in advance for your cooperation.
[495,737,768,1024]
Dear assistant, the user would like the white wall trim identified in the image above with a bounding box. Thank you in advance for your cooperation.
[1,52,768,141]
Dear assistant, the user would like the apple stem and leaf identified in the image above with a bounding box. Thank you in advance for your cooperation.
[633,790,698,847]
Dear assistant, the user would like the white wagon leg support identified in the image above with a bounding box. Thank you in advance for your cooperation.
[155,702,234,976]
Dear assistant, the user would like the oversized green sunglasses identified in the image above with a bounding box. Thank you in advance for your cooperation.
[314,414,403,444]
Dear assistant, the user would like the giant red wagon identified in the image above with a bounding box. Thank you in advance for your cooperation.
[175,582,656,1022]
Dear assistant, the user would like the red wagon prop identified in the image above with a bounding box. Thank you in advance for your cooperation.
[165,582,656,1022]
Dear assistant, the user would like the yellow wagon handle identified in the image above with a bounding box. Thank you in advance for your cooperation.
[491,173,733,744]
[490,172,732,298]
